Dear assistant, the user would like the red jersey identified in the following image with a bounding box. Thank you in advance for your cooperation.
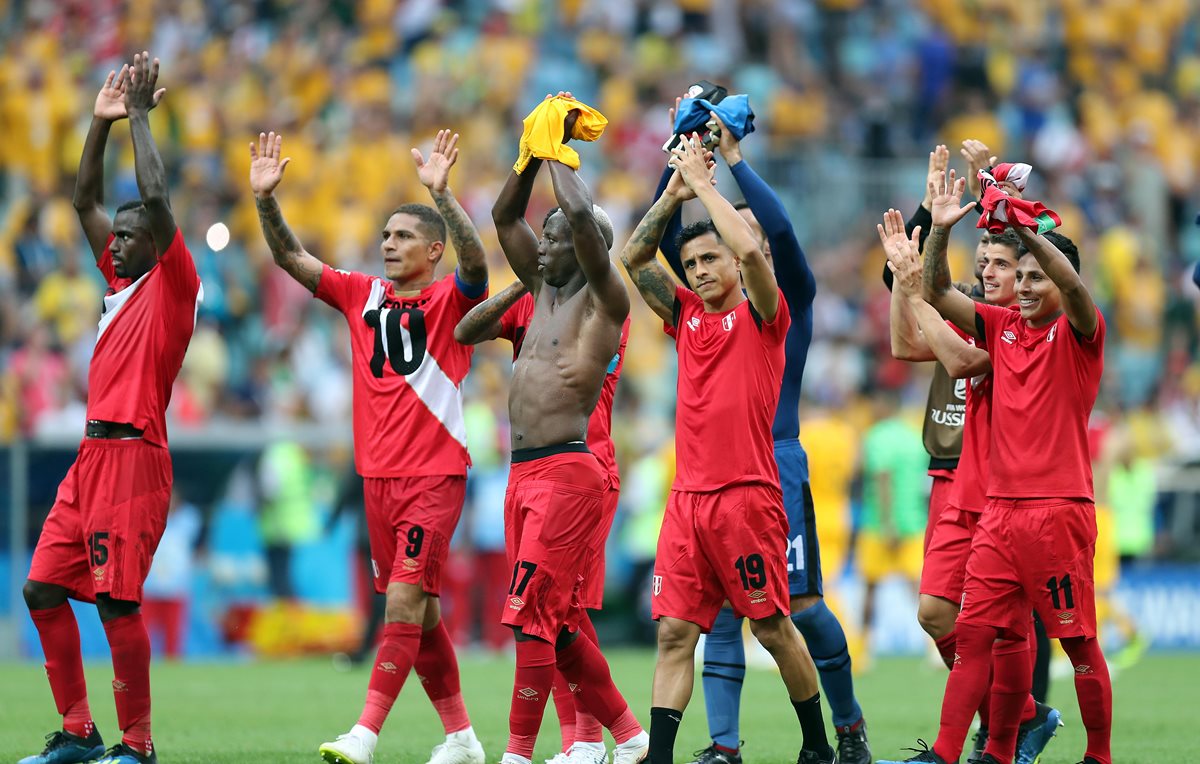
[498,292,630,488]
[316,267,485,478]
[666,286,790,492]
[86,230,201,448]
[975,303,1105,500]
[947,316,1005,514]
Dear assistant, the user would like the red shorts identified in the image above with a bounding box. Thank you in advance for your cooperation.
[29,439,172,603]
[362,475,466,596]
[652,485,790,631]
[579,485,619,610]
[959,498,1098,640]
[925,472,957,553]
[919,505,980,602]
[502,448,606,642]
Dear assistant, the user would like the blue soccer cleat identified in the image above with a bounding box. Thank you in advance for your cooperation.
[1015,703,1063,764]
[94,743,157,764]
[18,729,106,764]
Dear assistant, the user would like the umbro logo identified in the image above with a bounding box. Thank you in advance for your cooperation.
[402,559,419,569]
[953,653,961,664]
[1075,664,1093,674]
[112,679,128,692]
[93,567,105,581]
[518,687,539,700]
[1001,330,1017,344]
[748,589,767,603]
[687,317,700,331]
[1057,611,1075,624]
[568,683,579,693]
[509,597,525,609]
[378,661,398,673]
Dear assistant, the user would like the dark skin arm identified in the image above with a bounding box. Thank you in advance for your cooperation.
[546,161,629,321]
[491,159,543,293]
[74,116,116,264]
[454,279,528,345]
[124,52,177,253]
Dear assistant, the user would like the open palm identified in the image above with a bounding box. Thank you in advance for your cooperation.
[249,131,291,197]
[928,169,976,228]
[411,129,459,193]
[94,66,129,121]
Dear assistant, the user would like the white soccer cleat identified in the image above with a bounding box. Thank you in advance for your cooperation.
[545,754,571,764]
[500,754,533,764]
[611,732,649,764]
[425,728,485,764]
[319,726,376,764]
[563,742,607,764]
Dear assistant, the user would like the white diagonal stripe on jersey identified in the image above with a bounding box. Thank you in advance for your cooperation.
[404,332,468,450]
[96,270,152,342]
[362,277,467,451]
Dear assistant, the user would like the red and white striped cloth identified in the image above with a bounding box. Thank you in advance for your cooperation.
[976,162,1061,235]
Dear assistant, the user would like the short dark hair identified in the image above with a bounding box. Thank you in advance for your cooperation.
[676,219,720,252]
[390,203,447,244]
[115,200,146,215]
[988,229,1021,255]
[1019,229,1080,274]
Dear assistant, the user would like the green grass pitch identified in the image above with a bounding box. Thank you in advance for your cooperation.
[0,651,1188,762]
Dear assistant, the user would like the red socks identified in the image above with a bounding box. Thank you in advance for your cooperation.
[934,631,957,671]
[984,638,1032,763]
[1061,636,1113,764]
[555,633,641,744]
[414,620,471,734]
[552,672,578,751]
[30,604,93,739]
[358,622,423,734]
[933,623,996,764]
[103,613,152,754]
[508,639,557,758]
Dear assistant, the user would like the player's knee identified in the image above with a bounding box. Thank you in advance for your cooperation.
[95,594,139,623]
[917,598,956,639]
[23,580,68,611]
[790,593,821,614]
[748,613,797,653]
[656,618,699,656]
[384,582,426,624]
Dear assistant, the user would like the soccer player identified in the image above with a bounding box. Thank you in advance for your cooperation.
[21,53,197,764]
[882,207,1061,763]
[623,134,835,764]
[879,171,1112,764]
[249,127,488,764]
[490,95,648,764]
[455,263,631,764]
[651,103,869,764]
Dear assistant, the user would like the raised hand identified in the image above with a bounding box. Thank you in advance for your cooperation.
[928,169,976,229]
[411,129,459,193]
[878,209,923,297]
[668,95,682,132]
[669,134,716,193]
[710,111,742,165]
[123,51,166,116]
[921,144,950,208]
[960,139,997,199]
[249,131,291,198]
[94,65,130,121]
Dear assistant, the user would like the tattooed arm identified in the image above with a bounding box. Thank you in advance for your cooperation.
[922,170,980,337]
[249,131,323,293]
[621,190,684,324]
[455,279,528,345]
[413,130,488,287]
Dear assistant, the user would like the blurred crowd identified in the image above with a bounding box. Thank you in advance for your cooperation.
[1,0,1197,575]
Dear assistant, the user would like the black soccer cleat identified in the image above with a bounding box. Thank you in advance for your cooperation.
[966,727,988,764]
[796,744,838,764]
[835,719,871,764]
[688,744,741,764]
